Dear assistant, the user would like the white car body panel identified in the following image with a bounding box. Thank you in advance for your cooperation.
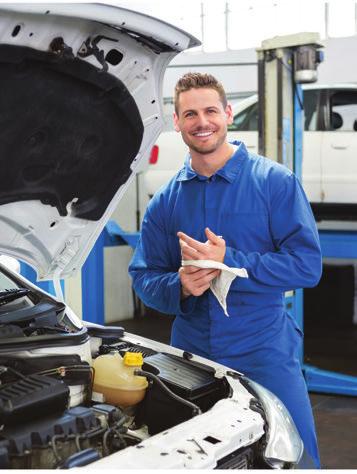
[90,397,265,469]
[1,3,198,52]
[321,130,357,203]
[302,131,323,203]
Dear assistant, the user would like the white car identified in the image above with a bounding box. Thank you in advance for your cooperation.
[144,84,357,221]
[0,4,305,469]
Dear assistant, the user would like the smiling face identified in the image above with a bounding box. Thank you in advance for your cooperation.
[173,87,233,157]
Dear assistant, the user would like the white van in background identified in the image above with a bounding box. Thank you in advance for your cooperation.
[143,84,357,221]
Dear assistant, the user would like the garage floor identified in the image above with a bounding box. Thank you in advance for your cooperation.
[117,311,357,469]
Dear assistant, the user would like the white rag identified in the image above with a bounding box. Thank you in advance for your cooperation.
[182,259,248,317]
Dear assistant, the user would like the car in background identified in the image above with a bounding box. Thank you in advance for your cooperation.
[0,3,306,470]
[144,84,357,221]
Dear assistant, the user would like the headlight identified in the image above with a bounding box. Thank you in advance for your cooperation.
[247,379,304,468]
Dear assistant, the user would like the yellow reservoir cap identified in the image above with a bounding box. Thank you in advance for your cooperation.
[123,351,144,367]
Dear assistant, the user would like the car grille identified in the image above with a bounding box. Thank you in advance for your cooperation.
[216,447,254,469]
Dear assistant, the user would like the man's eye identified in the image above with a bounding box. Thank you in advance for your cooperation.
[208,109,217,114]
[185,112,194,118]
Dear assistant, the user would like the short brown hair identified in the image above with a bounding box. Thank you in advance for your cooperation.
[174,72,227,114]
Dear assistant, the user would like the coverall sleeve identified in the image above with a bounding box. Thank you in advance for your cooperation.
[224,172,322,293]
[128,201,196,315]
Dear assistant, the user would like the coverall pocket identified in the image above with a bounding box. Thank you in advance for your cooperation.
[286,311,304,339]
[232,292,283,314]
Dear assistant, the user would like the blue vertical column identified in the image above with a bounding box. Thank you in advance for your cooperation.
[293,288,304,363]
[81,230,106,324]
[293,84,304,183]
[293,84,305,362]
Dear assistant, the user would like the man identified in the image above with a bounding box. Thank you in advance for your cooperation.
[129,73,322,467]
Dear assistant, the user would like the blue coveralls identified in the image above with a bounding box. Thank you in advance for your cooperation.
[129,141,322,468]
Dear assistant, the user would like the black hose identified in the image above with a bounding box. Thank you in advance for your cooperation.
[134,369,202,416]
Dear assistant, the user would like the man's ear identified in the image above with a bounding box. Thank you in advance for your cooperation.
[173,111,181,132]
[225,103,233,125]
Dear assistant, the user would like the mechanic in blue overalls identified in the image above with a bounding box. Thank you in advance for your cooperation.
[129,73,322,468]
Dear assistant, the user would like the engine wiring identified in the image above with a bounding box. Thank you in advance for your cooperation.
[50,414,129,467]
[134,369,202,416]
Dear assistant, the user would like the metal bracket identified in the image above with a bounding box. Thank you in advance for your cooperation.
[78,35,118,72]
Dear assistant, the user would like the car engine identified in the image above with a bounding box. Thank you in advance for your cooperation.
[0,338,248,469]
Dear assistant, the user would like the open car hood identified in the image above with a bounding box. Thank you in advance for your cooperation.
[0,3,200,280]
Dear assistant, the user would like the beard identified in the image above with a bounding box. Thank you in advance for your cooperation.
[181,129,227,156]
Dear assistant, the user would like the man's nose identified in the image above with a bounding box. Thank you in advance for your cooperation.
[196,112,210,127]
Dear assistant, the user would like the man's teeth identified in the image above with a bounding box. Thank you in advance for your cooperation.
[194,131,213,137]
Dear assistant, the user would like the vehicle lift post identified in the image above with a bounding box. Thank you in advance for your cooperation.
[257,33,357,396]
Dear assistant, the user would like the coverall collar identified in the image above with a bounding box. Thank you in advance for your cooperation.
[177,140,249,183]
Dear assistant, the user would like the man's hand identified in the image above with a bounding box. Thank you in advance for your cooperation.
[177,228,225,299]
[179,265,220,298]
[177,227,226,263]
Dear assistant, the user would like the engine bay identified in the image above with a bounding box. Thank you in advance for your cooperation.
[0,265,270,470]
[0,338,233,469]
